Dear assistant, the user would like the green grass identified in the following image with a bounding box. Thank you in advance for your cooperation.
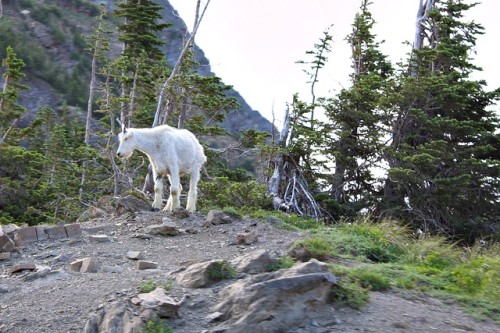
[284,216,499,321]
[138,280,175,293]
[205,208,499,322]
[268,255,296,271]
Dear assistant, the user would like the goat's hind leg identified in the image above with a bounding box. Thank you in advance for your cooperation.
[151,173,163,211]
[186,169,200,213]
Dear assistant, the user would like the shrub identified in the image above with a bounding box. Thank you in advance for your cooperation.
[138,280,174,293]
[320,220,404,263]
[268,256,295,271]
[356,270,391,291]
[140,318,172,333]
[207,260,236,281]
[289,237,335,262]
[329,281,370,309]
[138,281,157,293]
[198,177,272,210]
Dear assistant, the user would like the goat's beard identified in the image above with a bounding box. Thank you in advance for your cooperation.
[117,150,133,159]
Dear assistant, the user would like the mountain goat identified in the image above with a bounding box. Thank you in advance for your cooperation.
[116,123,206,213]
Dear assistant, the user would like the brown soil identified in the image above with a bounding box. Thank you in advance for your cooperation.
[0,211,498,333]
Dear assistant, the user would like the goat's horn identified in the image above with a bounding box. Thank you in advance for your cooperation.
[116,118,126,133]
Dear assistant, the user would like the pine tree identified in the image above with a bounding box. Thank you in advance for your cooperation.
[0,45,28,143]
[322,0,392,217]
[383,0,500,243]
[114,0,171,124]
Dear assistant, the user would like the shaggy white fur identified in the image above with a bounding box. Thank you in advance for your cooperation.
[117,124,206,212]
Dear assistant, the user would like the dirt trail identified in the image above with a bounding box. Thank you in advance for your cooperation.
[0,211,498,333]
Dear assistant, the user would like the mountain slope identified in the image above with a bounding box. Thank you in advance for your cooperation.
[0,0,273,133]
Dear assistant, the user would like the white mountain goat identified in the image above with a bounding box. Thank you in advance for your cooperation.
[116,123,206,212]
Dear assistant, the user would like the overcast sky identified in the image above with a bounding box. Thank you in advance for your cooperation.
[168,0,500,127]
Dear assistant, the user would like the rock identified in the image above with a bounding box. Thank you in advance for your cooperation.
[176,259,235,288]
[0,235,15,252]
[70,257,99,273]
[126,251,142,260]
[0,285,8,293]
[81,257,99,273]
[137,261,158,270]
[266,216,284,224]
[10,263,37,274]
[236,230,258,245]
[45,225,67,239]
[137,287,181,318]
[230,249,279,274]
[211,259,337,333]
[206,311,224,322]
[115,195,151,215]
[170,208,190,219]
[64,223,82,238]
[203,210,233,226]
[89,234,111,242]
[14,226,38,246]
[132,233,152,240]
[1,223,19,235]
[22,266,51,281]
[0,252,11,260]
[144,221,179,236]
[83,301,147,333]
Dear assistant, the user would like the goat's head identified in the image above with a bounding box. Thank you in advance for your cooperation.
[116,126,134,159]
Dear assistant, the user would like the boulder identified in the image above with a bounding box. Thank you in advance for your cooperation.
[137,287,182,318]
[203,210,233,226]
[211,259,337,333]
[230,249,279,274]
[176,259,235,288]
[83,301,147,333]
[0,235,15,252]
[236,230,258,245]
[144,220,179,236]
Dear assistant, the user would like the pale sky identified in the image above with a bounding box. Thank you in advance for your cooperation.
[168,0,500,127]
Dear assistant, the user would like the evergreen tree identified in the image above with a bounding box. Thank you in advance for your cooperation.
[0,45,28,143]
[322,0,392,217]
[383,0,500,243]
[114,0,171,124]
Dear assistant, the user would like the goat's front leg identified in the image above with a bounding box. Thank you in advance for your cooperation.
[152,173,163,211]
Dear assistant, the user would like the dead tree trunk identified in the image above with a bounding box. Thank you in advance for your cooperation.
[267,107,322,220]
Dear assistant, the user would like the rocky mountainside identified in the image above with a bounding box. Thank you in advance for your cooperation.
[1,197,498,333]
[0,0,273,133]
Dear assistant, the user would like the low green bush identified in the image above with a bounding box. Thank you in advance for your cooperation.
[198,177,272,210]
[207,260,237,281]
[140,318,172,333]
[289,237,336,261]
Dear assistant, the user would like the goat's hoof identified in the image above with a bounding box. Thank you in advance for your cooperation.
[151,207,160,212]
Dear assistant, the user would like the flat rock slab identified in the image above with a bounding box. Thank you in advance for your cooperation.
[137,261,158,270]
[10,263,37,274]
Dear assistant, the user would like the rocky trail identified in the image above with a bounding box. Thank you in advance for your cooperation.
[0,196,498,333]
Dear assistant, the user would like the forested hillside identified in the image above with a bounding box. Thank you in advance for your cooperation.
[0,0,272,132]
[0,0,499,245]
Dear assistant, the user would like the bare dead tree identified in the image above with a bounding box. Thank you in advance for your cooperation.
[153,0,210,127]
[267,106,322,220]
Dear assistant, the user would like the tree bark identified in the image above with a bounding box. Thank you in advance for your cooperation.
[153,0,210,127]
